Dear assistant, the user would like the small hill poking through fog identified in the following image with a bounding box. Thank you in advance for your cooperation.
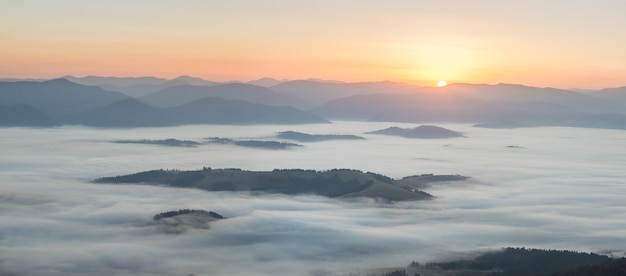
[367,125,465,139]
[152,209,226,234]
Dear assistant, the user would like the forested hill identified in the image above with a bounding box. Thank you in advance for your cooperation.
[94,168,466,201]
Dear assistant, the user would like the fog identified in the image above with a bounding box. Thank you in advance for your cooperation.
[1,121,625,275]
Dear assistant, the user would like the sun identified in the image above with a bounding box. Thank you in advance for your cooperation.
[437,80,447,87]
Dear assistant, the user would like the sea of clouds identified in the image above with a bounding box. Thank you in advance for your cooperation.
[1,121,625,275]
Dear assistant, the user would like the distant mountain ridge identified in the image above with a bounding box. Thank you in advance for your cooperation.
[0,79,327,127]
[64,75,220,98]
[2,77,626,129]
[0,78,129,119]
[140,82,302,108]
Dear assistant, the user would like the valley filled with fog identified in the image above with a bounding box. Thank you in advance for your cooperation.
[1,121,625,275]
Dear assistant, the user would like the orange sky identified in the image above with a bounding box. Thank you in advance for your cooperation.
[1,0,625,89]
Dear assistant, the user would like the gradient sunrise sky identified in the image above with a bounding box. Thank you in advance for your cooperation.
[1,0,625,88]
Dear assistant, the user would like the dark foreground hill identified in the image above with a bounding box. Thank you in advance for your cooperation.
[93,168,467,201]
[554,257,626,275]
[371,248,615,276]
[412,247,612,276]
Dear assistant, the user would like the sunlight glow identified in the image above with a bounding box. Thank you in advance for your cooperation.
[437,80,447,87]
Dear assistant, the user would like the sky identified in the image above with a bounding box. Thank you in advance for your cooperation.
[1,0,625,88]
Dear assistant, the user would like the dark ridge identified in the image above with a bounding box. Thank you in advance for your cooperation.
[553,258,626,275]
[413,247,611,276]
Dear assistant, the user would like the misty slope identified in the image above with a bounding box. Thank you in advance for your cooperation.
[247,77,286,87]
[313,92,498,122]
[0,79,130,119]
[64,98,174,127]
[167,96,328,125]
[94,168,437,201]
[0,104,60,127]
[445,83,625,114]
[272,80,425,109]
[65,75,219,98]
[313,85,626,129]
[593,86,626,107]
[141,83,302,108]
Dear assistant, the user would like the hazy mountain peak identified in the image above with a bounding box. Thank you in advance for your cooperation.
[247,77,287,87]
[170,75,215,86]
[43,78,75,85]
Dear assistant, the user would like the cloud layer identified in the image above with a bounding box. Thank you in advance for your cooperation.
[1,122,625,275]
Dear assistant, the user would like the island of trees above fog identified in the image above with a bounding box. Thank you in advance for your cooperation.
[2,77,626,129]
[276,131,365,142]
[110,131,366,150]
[94,168,469,201]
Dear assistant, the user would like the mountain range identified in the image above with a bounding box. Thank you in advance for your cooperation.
[1,76,625,129]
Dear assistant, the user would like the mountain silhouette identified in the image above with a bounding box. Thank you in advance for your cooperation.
[0,79,129,119]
